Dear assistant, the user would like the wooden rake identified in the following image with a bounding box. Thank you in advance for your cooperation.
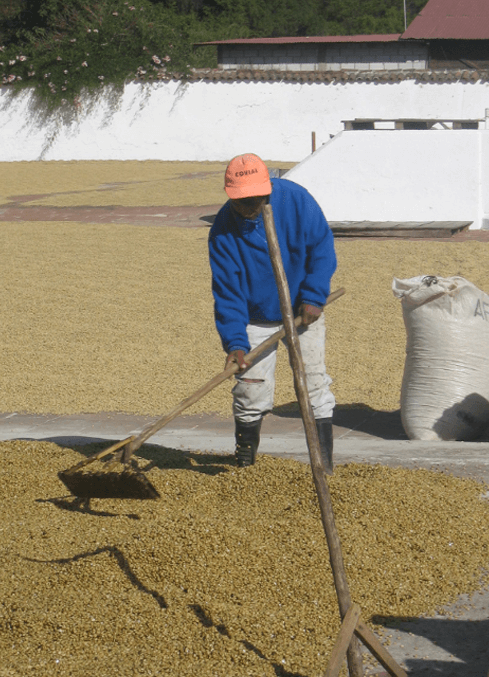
[58,287,345,499]
[262,203,406,677]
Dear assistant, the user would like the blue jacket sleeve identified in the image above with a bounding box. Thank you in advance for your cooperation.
[297,192,337,307]
[208,219,251,354]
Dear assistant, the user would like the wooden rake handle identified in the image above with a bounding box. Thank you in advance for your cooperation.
[261,203,364,677]
[67,287,344,472]
[324,603,408,677]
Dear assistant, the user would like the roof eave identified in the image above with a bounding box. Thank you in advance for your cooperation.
[195,34,402,47]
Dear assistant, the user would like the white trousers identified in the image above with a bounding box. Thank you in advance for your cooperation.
[232,314,335,423]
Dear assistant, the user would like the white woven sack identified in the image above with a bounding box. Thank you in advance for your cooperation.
[393,275,489,441]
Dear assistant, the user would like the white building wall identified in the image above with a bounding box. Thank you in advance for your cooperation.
[1,78,489,165]
[1,79,489,227]
[285,129,485,228]
[480,130,489,229]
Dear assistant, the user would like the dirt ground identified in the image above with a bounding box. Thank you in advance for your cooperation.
[0,160,294,208]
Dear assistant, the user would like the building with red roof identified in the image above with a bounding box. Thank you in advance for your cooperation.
[196,0,489,74]
[197,34,428,73]
[401,0,489,69]
[402,0,489,40]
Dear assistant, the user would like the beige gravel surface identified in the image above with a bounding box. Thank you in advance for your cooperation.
[0,161,228,207]
[0,160,295,208]
[0,218,488,416]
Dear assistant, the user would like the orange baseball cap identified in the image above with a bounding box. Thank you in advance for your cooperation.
[224,153,272,199]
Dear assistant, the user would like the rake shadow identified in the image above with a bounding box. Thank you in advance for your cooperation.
[189,604,306,677]
[23,545,167,609]
[61,439,236,476]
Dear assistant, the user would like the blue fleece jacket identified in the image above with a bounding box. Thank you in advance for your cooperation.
[208,178,337,353]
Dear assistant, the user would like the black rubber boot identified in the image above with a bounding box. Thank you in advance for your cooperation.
[235,418,263,467]
[316,417,334,475]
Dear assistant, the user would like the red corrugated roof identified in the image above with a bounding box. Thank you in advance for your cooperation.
[198,35,401,46]
[402,0,489,39]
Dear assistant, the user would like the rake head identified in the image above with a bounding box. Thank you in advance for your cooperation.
[58,467,160,500]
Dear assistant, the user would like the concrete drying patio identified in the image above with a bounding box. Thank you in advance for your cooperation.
[1,197,488,676]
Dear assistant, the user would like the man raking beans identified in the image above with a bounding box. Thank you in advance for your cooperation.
[208,153,337,472]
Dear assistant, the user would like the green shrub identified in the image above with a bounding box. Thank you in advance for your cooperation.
[1,0,194,110]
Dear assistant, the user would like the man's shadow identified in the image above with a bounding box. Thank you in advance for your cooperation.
[272,403,408,440]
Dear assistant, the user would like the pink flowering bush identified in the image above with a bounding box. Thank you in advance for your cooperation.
[0,0,193,110]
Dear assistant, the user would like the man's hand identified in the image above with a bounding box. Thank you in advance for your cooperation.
[225,350,249,372]
[299,303,323,326]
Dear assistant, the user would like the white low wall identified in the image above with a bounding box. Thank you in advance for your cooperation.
[286,128,489,229]
[1,77,489,164]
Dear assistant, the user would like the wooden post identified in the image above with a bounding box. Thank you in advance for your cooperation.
[312,131,317,152]
[355,620,407,677]
[325,604,362,677]
[261,204,364,677]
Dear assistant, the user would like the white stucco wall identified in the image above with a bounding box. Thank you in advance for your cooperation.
[1,78,489,164]
[286,129,488,228]
[480,131,489,229]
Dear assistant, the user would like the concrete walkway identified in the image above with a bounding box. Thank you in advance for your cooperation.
[2,408,489,483]
[2,201,489,241]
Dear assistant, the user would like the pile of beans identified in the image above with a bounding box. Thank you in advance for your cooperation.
[0,220,488,418]
[1,440,487,676]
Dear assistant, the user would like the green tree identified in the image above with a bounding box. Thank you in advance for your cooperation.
[317,0,404,34]
[184,0,430,37]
